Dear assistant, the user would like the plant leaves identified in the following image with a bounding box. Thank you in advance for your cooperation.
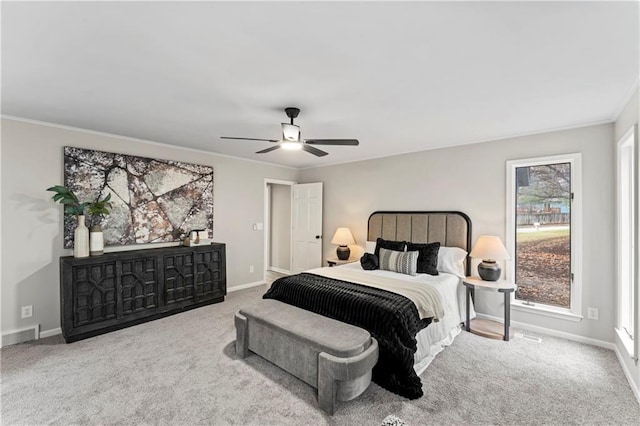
[47,185,91,217]
[46,185,66,192]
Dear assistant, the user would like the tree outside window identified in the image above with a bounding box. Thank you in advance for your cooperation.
[514,163,572,308]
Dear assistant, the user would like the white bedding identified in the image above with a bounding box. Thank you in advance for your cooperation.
[310,262,476,374]
[307,266,444,321]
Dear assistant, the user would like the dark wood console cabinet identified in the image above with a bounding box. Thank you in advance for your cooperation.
[60,243,226,342]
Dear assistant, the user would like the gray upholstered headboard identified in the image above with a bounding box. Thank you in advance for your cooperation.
[367,211,472,276]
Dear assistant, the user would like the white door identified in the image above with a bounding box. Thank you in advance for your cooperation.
[292,182,323,273]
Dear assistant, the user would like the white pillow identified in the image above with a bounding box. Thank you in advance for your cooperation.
[437,246,467,278]
[365,241,377,253]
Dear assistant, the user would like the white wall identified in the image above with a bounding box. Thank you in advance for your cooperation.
[0,118,298,337]
[269,184,291,271]
[613,87,640,399]
[300,123,615,343]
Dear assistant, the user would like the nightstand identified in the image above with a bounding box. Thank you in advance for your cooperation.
[326,257,357,267]
[463,276,517,341]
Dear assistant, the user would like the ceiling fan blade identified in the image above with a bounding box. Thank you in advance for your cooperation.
[256,145,281,154]
[302,144,328,157]
[221,136,278,142]
[304,139,360,146]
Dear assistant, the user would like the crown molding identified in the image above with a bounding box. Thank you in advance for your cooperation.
[0,114,299,170]
[611,76,640,122]
[300,118,613,171]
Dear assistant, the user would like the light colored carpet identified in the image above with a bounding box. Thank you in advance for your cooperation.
[1,284,639,425]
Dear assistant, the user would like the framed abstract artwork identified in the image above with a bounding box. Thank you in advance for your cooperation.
[63,146,214,248]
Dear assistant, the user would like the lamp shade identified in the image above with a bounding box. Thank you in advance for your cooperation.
[469,236,510,261]
[331,228,356,246]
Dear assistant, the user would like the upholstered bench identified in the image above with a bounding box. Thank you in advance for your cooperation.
[235,299,379,415]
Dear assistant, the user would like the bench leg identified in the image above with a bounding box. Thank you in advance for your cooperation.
[317,360,338,415]
[317,338,379,415]
[234,312,248,359]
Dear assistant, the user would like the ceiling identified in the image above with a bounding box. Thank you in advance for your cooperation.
[2,1,638,169]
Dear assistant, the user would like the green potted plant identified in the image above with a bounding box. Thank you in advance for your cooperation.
[47,185,90,258]
[46,185,88,217]
[86,193,112,256]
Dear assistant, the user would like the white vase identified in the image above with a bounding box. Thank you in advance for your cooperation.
[74,215,90,258]
[90,224,104,256]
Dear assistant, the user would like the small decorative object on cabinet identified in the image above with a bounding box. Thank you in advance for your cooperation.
[87,193,113,256]
[89,225,104,256]
[74,215,90,258]
[60,243,226,342]
[183,229,213,246]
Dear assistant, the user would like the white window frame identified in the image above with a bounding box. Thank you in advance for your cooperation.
[615,125,637,359]
[506,153,583,322]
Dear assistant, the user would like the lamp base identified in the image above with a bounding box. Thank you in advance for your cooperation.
[478,260,501,281]
[336,245,350,260]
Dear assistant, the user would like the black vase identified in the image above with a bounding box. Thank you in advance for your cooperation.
[336,245,350,260]
[478,260,501,281]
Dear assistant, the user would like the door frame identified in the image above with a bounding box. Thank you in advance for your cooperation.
[264,178,296,283]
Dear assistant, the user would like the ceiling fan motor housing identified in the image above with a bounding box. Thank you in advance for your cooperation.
[284,107,300,120]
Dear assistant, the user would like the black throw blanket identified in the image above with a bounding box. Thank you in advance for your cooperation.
[263,272,432,399]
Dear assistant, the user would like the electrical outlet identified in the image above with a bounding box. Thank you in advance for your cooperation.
[21,305,33,319]
[587,307,599,320]
[249,265,254,273]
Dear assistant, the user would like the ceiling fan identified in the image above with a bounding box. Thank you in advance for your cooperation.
[221,107,359,157]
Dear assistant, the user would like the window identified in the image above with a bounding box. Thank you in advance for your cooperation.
[616,125,636,355]
[506,154,582,321]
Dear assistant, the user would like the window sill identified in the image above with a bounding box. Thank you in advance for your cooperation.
[511,302,583,322]
[615,328,634,357]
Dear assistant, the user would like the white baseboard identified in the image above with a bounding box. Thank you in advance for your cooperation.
[475,313,615,350]
[40,327,62,339]
[1,325,39,347]
[614,344,640,405]
[268,267,291,275]
[227,281,266,293]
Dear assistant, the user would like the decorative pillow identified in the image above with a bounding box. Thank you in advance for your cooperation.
[360,253,379,270]
[379,247,418,276]
[374,237,406,260]
[437,246,468,278]
[406,242,440,275]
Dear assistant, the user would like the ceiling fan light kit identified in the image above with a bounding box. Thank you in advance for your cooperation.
[220,107,360,157]
[280,141,303,151]
[281,123,300,141]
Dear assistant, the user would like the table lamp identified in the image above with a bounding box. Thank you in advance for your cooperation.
[331,227,356,260]
[469,235,510,281]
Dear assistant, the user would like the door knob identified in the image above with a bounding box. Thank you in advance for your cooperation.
[315,235,321,239]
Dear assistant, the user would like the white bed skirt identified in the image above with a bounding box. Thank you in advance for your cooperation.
[414,323,462,375]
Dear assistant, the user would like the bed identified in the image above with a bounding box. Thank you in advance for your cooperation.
[263,211,475,399]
